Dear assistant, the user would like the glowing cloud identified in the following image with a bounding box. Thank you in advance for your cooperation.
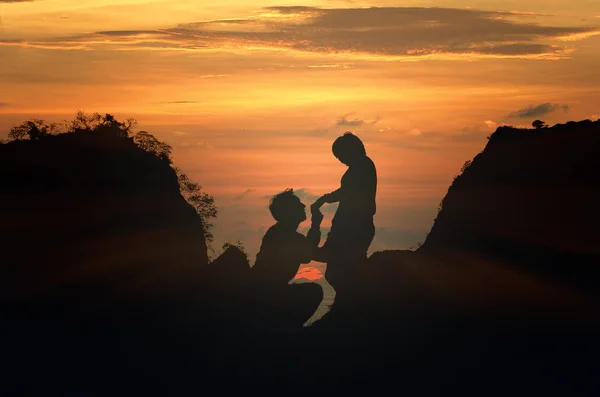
[2,7,598,60]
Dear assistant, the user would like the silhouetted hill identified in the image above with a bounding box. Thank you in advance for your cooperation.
[3,118,600,395]
[0,127,222,395]
[421,119,600,291]
[0,129,209,303]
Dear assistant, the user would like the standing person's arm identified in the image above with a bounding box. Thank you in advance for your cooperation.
[312,188,343,210]
[322,188,343,203]
[314,166,352,208]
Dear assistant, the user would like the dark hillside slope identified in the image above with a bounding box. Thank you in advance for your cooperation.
[422,119,600,289]
[1,129,215,394]
[0,130,209,303]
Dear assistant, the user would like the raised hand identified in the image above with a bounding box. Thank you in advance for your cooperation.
[311,195,327,211]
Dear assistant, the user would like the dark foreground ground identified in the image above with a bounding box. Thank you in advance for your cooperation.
[3,249,599,396]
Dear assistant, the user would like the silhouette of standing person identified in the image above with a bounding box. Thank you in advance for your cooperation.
[311,132,377,296]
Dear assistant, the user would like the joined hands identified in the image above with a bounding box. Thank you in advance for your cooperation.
[311,194,329,210]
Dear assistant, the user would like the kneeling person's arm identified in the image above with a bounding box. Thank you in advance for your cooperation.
[298,209,323,264]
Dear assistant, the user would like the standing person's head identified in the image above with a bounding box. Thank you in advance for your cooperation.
[268,188,307,226]
[332,132,366,166]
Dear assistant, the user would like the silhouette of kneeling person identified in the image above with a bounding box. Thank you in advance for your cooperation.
[251,189,324,327]
[311,132,377,296]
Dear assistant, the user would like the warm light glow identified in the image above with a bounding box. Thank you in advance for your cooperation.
[293,267,325,282]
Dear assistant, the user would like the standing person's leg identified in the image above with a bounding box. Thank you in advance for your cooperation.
[319,227,344,294]
[321,221,375,301]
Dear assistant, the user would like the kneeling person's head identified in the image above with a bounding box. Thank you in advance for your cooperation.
[269,189,307,225]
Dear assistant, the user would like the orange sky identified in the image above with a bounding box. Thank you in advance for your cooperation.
[2,1,599,278]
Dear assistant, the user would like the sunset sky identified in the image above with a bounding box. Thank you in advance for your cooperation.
[2,0,599,279]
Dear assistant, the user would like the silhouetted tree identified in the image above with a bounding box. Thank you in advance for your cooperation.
[6,111,217,248]
[130,130,217,243]
[174,167,218,243]
[7,112,129,142]
[222,241,248,260]
[134,131,173,162]
[69,111,136,138]
[8,119,58,141]
[532,120,547,129]
[460,160,472,173]
[69,111,102,132]
[95,113,137,138]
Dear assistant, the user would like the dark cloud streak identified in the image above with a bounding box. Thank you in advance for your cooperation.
[508,103,569,118]
[235,188,257,201]
[336,113,380,127]
[1,7,597,58]
[336,113,364,127]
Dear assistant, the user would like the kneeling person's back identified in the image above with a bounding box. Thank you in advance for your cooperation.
[253,189,322,287]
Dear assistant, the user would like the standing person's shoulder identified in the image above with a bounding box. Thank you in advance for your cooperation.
[364,155,377,173]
